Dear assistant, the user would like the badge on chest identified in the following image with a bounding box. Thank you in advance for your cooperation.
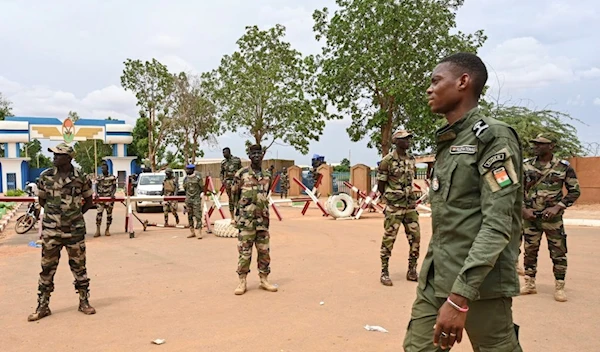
[431,175,440,192]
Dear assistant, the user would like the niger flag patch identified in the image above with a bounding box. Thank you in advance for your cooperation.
[493,167,512,188]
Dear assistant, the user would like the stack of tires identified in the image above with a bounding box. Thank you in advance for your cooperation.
[212,219,239,238]
[326,193,355,219]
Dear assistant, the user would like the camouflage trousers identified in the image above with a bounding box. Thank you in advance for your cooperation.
[237,230,271,276]
[225,183,235,215]
[38,236,90,293]
[186,201,202,230]
[96,202,114,226]
[163,201,178,221]
[523,216,567,280]
[380,207,420,271]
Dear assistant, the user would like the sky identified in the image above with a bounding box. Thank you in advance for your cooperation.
[1,0,599,166]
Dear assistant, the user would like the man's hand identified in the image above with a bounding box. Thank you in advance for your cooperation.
[433,293,468,349]
[522,208,536,221]
[542,205,562,220]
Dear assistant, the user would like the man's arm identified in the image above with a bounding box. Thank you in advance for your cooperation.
[81,175,95,214]
[111,177,117,197]
[558,164,581,209]
[37,178,47,208]
[376,157,389,195]
[450,133,522,302]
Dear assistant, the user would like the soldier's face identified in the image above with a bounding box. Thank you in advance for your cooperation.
[101,165,109,175]
[394,137,410,151]
[249,151,263,164]
[223,149,231,159]
[427,63,464,115]
[186,168,194,175]
[53,153,70,167]
[532,142,553,156]
[166,172,173,178]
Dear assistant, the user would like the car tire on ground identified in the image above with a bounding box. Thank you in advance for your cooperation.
[327,193,355,219]
[213,219,239,238]
[136,204,144,213]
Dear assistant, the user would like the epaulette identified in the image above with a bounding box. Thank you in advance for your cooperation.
[472,119,492,144]
[560,160,570,166]
[524,158,532,163]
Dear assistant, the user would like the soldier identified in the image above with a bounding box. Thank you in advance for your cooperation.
[28,143,96,322]
[280,167,289,199]
[162,168,179,226]
[94,162,116,237]
[232,144,278,295]
[520,133,580,302]
[377,129,421,285]
[183,164,204,239]
[403,53,523,351]
[220,147,243,219]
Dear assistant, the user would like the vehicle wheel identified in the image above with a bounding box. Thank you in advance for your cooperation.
[15,215,36,234]
[213,219,239,238]
[136,204,144,213]
[327,193,355,219]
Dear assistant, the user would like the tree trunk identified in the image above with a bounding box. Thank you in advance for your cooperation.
[148,108,156,171]
[380,112,393,156]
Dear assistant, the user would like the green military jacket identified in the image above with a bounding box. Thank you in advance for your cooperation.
[163,176,177,196]
[38,166,93,238]
[377,150,417,209]
[183,172,204,204]
[221,156,243,185]
[95,174,117,197]
[423,107,523,301]
[233,166,271,231]
[280,172,289,190]
[523,156,580,212]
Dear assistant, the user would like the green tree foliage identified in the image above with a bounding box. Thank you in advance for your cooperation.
[20,139,53,168]
[313,0,486,155]
[169,72,219,164]
[0,92,13,157]
[121,58,176,171]
[333,157,351,172]
[482,102,584,159]
[203,25,328,154]
[67,112,113,174]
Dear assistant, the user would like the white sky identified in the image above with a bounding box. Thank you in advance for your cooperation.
[1,0,599,165]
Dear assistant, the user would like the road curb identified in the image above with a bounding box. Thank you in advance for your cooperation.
[564,219,600,227]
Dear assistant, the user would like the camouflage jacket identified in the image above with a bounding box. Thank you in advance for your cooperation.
[163,177,177,196]
[233,167,271,231]
[377,150,417,209]
[96,174,117,197]
[38,166,93,238]
[183,172,203,204]
[523,156,581,211]
[280,173,289,190]
[221,156,243,184]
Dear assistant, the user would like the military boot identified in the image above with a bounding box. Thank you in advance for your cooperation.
[94,225,101,238]
[554,280,567,302]
[77,289,96,315]
[175,214,180,225]
[259,274,278,292]
[380,270,393,286]
[187,228,196,238]
[164,216,169,226]
[27,291,51,322]
[520,276,537,295]
[234,274,247,295]
[406,263,418,282]
[196,229,203,240]
[104,225,111,237]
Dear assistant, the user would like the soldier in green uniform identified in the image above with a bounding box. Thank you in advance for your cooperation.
[28,143,97,322]
[183,163,204,239]
[280,167,289,199]
[403,53,523,351]
[220,147,243,219]
[94,162,116,237]
[232,144,278,295]
[520,133,580,302]
[162,168,179,226]
[377,129,421,285]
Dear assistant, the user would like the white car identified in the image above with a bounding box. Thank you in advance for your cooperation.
[135,172,167,213]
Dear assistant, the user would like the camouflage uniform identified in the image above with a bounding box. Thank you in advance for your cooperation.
[37,166,93,294]
[280,170,289,199]
[377,150,421,273]
[523,156,580,280]
[221,156,243,215]
[162,175,179,224]
[95,173,116,227]
[233,167,272,275]
[184,171,203,235]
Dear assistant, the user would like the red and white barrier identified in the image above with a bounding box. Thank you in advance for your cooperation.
[267,174,283,221]
[292,175,329,217]
[344,181,385,215]
[206,177,227,219]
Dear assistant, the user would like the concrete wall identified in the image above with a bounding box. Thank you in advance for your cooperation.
[568,156,600,204]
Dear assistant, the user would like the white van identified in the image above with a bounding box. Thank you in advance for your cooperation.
[134,172,166,213]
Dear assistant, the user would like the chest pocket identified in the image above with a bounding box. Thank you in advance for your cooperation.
[445,156,480,209]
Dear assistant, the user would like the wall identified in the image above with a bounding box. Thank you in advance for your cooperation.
[568,156,600,204]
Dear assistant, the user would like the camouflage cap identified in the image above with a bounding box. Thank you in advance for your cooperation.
[392,129,413,140]
[48,143,75,157]
[165,168,173,173]
[530,132,557,144]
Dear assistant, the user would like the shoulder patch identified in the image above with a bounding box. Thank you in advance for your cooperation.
[472,120,489,137]
[450,145,477,154]
[560,160,570,166]
[483,152,506,168]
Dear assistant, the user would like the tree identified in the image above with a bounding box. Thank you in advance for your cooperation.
[169,72,219,164]
[121,58,176,171]
[68,112,113,174]
[20,139,53,169]
[128,116,149,164]
[482,102,584,159]
[313,0,486,156]
[203,25,328,154]
[0,92,12,121]
[333,157,351,172]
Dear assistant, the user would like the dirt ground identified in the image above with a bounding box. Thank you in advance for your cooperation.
[0,202,598,352]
